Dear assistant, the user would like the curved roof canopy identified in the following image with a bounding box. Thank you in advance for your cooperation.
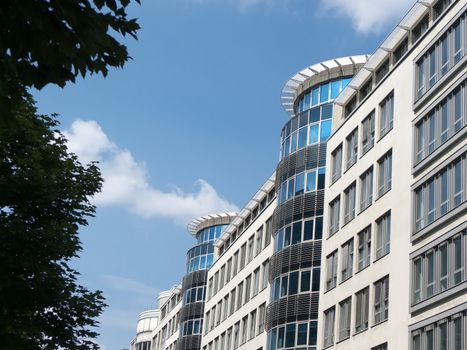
[187,212,238,237]
[280,55,370,117]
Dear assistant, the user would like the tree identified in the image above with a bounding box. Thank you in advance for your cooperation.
[0,95,106,350]
[0,0,140,115]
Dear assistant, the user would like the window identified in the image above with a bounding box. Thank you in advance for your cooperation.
[371,343,388,350]
[262,259,269,290]
[343,182,356,224]
[326,251,338,291]
[416,13,467,99]
[378,151,392,197]
[360,167,373,211]
[249,310,256,340]
[236,282,243,310]
[240,316,248,344]
[244,275,251,304]
[374,276,389,324]
[239,244,247,270]
[411,312,466,350]
[380,93,394,138]
[252,268,260,297]
[258,303,266,334]
[355,287,369,333]
[339,297,351,340]
[331,144,343,183]
[230,289,236,316]
[255,228,263,256]
[411,230,466,305]
[232,251,239,277]
[346,128,358,169]
[415,82,466,163]
[360,78,373,100]
[265,218,272,247]
[233,322,240,349]
[341,239,354,281]
[329,196,340,235]
[247,236,254,264]
[375,58,390,84]
[226,258,232,283]
[412,14,429,44]
[414,154,466,232]
[323,307,336,347]
[361,111,375,154]
[357,227,371,271]
[393,37,408,63]
[376,212,391,259]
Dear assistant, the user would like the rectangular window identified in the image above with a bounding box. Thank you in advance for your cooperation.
[355,287,369,333]
[236,282,243,310]
[265,217,272,247]
[331,144,343,183]
[255,228,263,256]
[326,251,338,291]
[380,93,394,138]
[339,297,351,341]
[247,236,254,264]
[378,151,392,197]
[360,167,373,211]
[361,111,375,154]
[232,251,239,278]
[357,227,371,271]
[376,212,391,259]
[241,316,248,345]
[244,275,251,304]
[414,154,466,232]
[262,259,269,290]
[323,307,336,347]
[258,303,266,334]
[374,276,389,324]
[230,289,236,316]
[240,244,246,270]
[343,182,356,224]
[249,310,256,340]
[329,196,340,236]
[341,239,354,281]
[346,128,358,169]
[253,267,260,296]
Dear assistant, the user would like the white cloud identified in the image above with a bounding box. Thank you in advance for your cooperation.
[63,120,238,225]
[319,0,415,34]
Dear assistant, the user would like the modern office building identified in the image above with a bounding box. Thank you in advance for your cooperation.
[200,175,276,350]
[318,1,467,350]
[265,56,368,350]
[131,2,466,350]
[177,213,237,350]
[131,285,182,350]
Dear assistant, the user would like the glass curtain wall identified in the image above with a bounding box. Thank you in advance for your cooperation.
[267,78,351,350]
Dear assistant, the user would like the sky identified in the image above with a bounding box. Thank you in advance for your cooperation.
[33,0,416,349]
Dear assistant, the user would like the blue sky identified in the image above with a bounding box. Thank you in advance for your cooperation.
[33,0,416,348]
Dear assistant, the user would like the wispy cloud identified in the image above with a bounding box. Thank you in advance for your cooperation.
[101,275,159,299]
[63,120,238,225]
[318,0,415,34]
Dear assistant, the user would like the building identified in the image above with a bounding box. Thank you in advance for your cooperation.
[200,175,276,350]
[130,285,182,350]
[265,56,367,350]
[318,1,467,350]
[131,1,466,350]
[178,213,237,350]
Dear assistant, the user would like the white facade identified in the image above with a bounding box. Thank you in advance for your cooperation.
[200,175,276,350]
[319,1,467,350]
[130,285,182,350]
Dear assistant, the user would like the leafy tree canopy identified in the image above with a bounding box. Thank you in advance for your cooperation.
[0,95,106,350]
[0,0,140,115]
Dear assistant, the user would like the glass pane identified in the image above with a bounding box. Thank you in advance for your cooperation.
[300,271,311,292]
[295,173,305,196]
[297,323,308,345]
[312,88,319,106]
[320,120,332,141]
[331,80,341,99]
[320,83,329,103]
[298,127,308,149]
[310,107,320,123]
[321,104,333,119]
[309,124,319,144]
[306,170,316,192]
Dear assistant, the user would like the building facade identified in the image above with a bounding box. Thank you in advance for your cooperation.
[177,213,237,350]
[131,2,466,350]
[131,285,182,350]
[200,175,276,350]
[265,56,367,350]
[318,1,467,350]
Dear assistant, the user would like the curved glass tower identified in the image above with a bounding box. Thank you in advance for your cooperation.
[177,213,236,350]
[266,56,368,350]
